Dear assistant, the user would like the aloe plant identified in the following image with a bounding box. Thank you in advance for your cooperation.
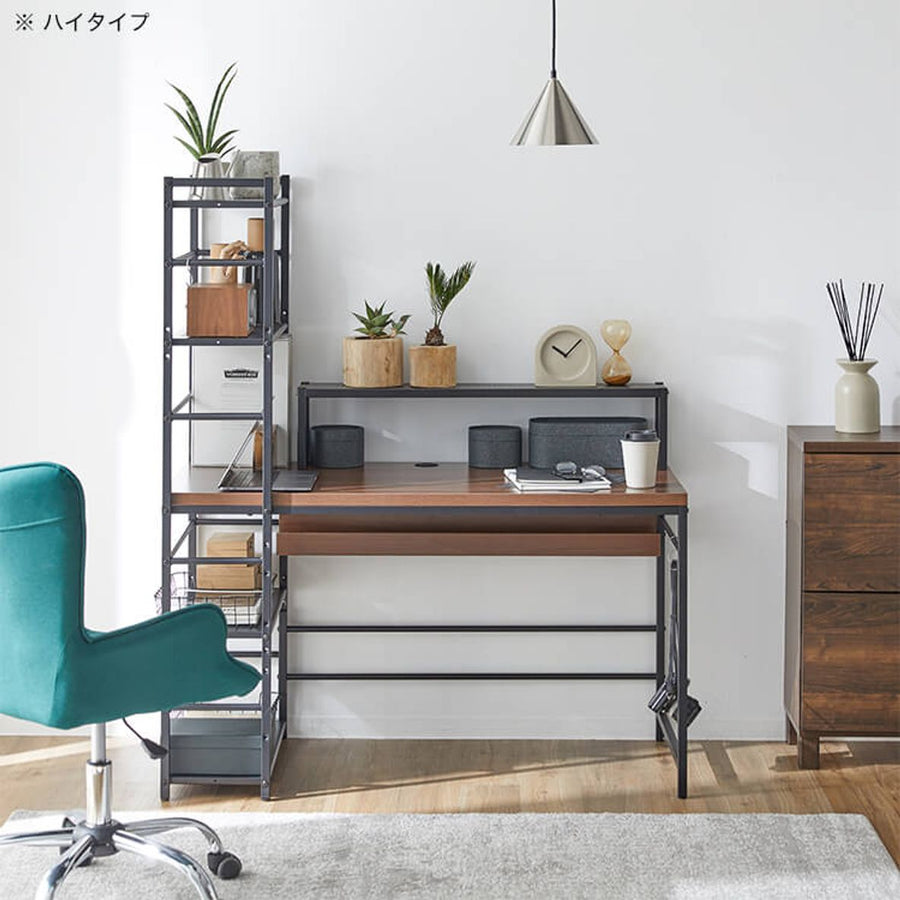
[424,261,476,345]
[166,63,238,160]
[352,302,411,338]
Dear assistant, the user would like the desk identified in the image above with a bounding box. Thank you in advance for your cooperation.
[173,462,693,798]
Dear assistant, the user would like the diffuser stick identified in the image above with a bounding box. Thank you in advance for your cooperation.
[826,279,884,362]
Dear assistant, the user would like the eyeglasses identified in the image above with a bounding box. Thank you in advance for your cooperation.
[553,461,609,481]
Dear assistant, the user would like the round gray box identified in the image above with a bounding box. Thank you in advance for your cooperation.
[310,424,364,468]
[468,425,522,469]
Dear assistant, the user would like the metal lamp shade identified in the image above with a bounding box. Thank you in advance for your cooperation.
[511,77,597,146]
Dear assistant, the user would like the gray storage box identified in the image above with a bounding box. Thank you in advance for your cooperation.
[468,425,522,468]
[310,424,365,468]
[169,717,261,778]
[528,416,649,468]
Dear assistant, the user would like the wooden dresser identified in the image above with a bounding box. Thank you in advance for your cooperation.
[784,426,900,767]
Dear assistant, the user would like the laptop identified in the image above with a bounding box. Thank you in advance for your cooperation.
[217,424,318,492]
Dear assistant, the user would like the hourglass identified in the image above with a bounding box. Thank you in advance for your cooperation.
[600,320,632,385]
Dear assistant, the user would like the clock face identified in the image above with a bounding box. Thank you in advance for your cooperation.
[535,325,598,386]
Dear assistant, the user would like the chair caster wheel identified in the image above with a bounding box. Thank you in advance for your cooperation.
[207,850,242,879]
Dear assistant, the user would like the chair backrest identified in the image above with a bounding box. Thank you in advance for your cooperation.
[0,462,87,725]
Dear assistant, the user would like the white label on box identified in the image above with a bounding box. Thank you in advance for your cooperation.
[191,337,290,466]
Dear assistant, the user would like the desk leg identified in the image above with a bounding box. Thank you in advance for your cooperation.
[655,517,666,743]
[676,508,689,799]
[279,555,289,735]
[297,387,309,468]
[656,391,668,470]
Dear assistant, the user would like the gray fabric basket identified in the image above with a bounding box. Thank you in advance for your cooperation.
[528,417,649,468]
[310,424,364,468]
[468,425,522,468]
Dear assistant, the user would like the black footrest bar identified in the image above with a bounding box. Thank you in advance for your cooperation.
[287,624,656,634]
[287,672,657,681]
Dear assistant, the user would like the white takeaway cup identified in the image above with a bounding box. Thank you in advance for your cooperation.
[621,430,660,489]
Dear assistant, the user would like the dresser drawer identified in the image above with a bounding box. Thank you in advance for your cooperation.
[804,453,900,495]
[801,592,900,734]
[803,453,900,592]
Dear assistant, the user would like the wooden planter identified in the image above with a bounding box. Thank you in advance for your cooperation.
[342,336,403,388]
[409,344,457,388]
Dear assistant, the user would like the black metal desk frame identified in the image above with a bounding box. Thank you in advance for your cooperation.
[288,383,692,798]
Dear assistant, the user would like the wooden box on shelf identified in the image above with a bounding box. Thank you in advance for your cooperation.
[187,284,254,337]
[196,564,261,591]
[784,426,900,769]
[198,530,259,591]
[206,531,254,558]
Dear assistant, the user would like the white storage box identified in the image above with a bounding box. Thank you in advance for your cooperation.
[190,337,290,466]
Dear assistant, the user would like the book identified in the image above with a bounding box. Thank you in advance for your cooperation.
[503,466,611,492]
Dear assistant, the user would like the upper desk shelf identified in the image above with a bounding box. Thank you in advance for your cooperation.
[297,381,670,469]
[297,382,667,399]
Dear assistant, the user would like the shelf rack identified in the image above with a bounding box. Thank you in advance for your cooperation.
[159,174,291,800]
[297,381,669,469]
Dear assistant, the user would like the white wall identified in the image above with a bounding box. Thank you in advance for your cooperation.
[2,1,898,739]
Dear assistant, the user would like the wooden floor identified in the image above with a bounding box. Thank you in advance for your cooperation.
[1,737,898,864]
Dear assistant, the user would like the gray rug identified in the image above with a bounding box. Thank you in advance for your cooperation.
[2,812,898,899]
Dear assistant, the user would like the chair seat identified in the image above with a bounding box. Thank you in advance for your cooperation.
[51,604,261,729]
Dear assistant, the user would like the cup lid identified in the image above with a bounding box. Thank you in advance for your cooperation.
[623,429,659,442]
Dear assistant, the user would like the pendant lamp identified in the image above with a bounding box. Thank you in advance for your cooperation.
[511,0,597,146]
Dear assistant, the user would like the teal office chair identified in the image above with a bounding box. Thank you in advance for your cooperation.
[0,462,261,899]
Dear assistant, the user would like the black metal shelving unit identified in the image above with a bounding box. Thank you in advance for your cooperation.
[160,175,290,801]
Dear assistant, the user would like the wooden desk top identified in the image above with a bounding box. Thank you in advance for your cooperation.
[173,463,687,511]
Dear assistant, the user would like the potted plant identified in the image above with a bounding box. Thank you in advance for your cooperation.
[409,260,476,388]
[166,62,239,199]
[342,302,411,388]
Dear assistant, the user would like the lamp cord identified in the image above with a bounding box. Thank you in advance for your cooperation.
[550,0,557,77]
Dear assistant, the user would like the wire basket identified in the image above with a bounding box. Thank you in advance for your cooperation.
[155,571,262,627]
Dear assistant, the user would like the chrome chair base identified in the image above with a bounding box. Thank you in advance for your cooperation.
[0,815,241,899]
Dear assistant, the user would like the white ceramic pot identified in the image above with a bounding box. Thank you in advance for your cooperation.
[835,359,880,434]
[189,154,228,201]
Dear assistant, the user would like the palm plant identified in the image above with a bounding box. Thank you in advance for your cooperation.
[352,301,411,339]
[166,63,239,160]
[424,261,476,345]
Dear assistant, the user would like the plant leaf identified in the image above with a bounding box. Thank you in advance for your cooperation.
[391,314,411,335]
[206,64,237,149]
[174,136,201,160]
[165,104,202,152]
[425,260,474,329]
[210,129,239,154]
[444,261,475,304]
[167,83,204,149]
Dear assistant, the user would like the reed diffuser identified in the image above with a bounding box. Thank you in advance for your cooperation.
[826,280,883,434]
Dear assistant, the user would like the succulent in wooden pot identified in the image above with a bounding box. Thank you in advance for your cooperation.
[342,302,410,388]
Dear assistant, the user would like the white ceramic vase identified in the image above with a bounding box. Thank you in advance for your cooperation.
[835,359,880,434]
